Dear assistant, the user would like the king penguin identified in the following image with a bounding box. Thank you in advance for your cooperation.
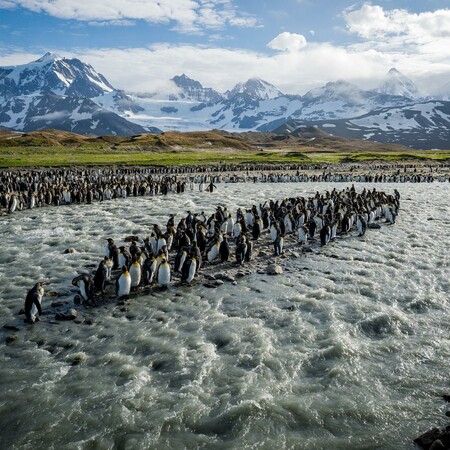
[72,274,95,302]
[129,257,142,288]
[116,266,131,298]
[24,281,46,323]
[157,259,171,287]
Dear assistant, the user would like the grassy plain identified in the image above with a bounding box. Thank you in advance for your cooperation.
[0,129,449,168]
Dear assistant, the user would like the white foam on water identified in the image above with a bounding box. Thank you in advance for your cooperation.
[0,182,449,448]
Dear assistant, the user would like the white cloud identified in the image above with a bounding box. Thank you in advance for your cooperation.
[342,4,450,91]
[2,4,450,96]
[30,111,68,121]
[344,4,450,40]
[0,0,258,33]
[267,32,307,52]
[0,42,391,95]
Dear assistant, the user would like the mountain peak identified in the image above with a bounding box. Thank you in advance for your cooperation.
[35,52,62,64]
[227,78,283,101]
[168,74,222,103]
[378,68,420,99]
[0,52,114,98]
[171,74,203,90]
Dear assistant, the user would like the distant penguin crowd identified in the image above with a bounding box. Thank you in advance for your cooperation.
[1,163,447,214]
[25,185,401,319]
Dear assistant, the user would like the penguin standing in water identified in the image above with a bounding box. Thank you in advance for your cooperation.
[297,224,308,246]
[142,255,157,285]
[219,236,230,262]
[94,259,108,293]
[182,256,197,284]
[8,194,18,214]
[104,257,113,281]
[116,266,131,298]
[320,223,331,246]
[72,274,95,303]
[129,257,142,288]
[157,259,171,287]
[244,238,253,262]
[24,281,46,323]
[274,234,284,256]
[235,236,247,265]
[356,214,367,236]
[118,246,132,269]
[175,247,188,274]
[207,241,220,263]
[252,217,261,240]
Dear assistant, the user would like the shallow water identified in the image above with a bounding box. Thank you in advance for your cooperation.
[0,183,449,449]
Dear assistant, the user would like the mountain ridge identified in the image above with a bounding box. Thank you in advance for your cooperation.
[0,54,449,148]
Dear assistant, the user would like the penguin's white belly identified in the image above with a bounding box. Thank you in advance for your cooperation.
[79,280,88,300]
[119,254,127,268]
[129,266,141,287]
[207,246,219,262]
[187,261,196,283]
[158,266,171,286]
[178,254,186,272]
[118,275,131,296]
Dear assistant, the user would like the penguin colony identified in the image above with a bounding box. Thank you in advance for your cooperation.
[1,163,447,214]
[25,185,400,319]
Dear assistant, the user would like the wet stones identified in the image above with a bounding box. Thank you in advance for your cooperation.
[3,324,19,332]
[6,334,17,344]
[414,428,450,450]
[55,308,78,321]
[414,397,450,449]
[63,248,77,254]
[266,264,283,275]
[70,352,87,366]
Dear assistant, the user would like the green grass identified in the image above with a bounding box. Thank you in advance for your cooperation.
[0,146,310,167]
[0,145,449,168]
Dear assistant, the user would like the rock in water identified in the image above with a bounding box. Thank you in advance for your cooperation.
[6,334,17,344]
[414,428,443,449]
[55,308,78,321]
[64,248,77,254]
[267,264,283,275]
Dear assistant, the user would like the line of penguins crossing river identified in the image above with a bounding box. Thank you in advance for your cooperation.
[23,186,400,323]
[0,163,446,215]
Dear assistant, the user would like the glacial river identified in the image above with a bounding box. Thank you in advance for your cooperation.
[0,182,449,449]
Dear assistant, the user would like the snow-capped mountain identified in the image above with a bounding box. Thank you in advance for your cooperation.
[0,52,114,98]
[0,53,148,135]
[377,68,420,100]
[225,78,283,101]
[0,93,146,136]
[206,80,412,132]
[277,101,450,149]
[169,74,223,103]
[1,53,448,148]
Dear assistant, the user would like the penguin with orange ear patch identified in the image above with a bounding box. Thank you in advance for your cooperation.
[116,266,131,298]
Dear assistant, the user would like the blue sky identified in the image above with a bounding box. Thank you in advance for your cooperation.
[1,1,450,94]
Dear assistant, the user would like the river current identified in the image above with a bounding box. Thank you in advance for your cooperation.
[0,182,449,449]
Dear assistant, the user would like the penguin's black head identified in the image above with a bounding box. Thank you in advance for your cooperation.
[121,266,128,273]
[107,238,114,243]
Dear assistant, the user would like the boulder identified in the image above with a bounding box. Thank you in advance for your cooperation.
[414,428,443,449]
[267,264,283,275]
[55,308,78,321]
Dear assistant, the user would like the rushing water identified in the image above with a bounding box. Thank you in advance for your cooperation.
[0,183,449,449]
